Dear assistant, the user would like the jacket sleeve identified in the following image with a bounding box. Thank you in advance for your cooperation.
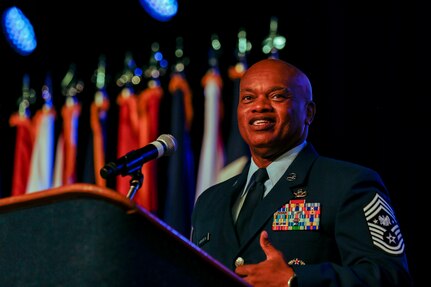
[293,167,413,287]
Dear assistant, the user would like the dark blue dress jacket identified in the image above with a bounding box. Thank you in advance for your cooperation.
[191,143,412,286]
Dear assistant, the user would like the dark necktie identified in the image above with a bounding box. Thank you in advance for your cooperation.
[235,168,269,241]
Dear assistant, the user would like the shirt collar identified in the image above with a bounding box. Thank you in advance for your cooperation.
[244,141,307,197]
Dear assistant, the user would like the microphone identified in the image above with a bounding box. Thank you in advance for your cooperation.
[100,134,177,179]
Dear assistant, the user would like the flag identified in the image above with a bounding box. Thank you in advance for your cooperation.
[163,72,196,237]
[82,89,110,187]
[26,105,56,193]
[136,83,163,212]
[9,113,34,196]
[115,87,139,196]
[53,133,64,187]
[217,64,250,182]
[195,68,225,201]
[53,99,81,186]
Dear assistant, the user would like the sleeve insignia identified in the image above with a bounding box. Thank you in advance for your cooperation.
[363,193,405,255]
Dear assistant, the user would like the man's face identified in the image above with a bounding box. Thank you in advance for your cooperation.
[237,60,312,160]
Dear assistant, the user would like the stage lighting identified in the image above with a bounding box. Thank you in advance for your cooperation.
[262,17,286,57]
[1,6,37,56]
[139,0,178,22]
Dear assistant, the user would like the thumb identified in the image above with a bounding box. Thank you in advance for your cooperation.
[259,230,278,260]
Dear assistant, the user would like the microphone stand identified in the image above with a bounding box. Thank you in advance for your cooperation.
[126,169,143,200]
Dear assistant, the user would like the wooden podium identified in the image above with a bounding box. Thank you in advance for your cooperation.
[0,183,249,287]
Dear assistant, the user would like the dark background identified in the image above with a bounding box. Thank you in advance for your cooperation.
[0,0,425,285]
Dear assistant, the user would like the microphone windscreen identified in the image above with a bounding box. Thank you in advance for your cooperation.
[157,134,177,155]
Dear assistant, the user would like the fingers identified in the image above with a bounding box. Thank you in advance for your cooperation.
[260,230,269,245]
[260,230,277,260]
[235,263,252,277]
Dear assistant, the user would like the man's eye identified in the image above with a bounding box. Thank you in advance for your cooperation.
[271,94,286,100]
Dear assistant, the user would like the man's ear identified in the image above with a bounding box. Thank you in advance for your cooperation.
[305,101,316,125]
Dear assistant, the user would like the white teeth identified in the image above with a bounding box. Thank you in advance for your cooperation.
[254,120,268,125]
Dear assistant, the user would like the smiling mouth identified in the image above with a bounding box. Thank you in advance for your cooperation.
[250,118,274,129]
[253,119,269,125]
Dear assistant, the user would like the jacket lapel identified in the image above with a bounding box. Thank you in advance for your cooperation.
[222,162,250,248]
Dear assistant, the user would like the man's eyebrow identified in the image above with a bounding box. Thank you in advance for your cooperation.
[239,86,289,93]
[268,87,290,93]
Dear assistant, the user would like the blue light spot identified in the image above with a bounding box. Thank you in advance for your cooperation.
[139,0,178,22]
[1,6,37,56]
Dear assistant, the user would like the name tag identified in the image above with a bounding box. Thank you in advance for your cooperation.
[198,233,211,247]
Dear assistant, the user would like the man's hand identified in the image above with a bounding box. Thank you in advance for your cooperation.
[235,230,295,287]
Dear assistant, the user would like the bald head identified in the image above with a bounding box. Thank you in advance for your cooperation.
[242,58,313,102]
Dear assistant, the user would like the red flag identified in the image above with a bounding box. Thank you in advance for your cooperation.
[9,113,34,196]
[90,91,110,187]
[116,87,139,196]
[53,100,81,186]
[136,84,163,212]
[62,101,81,185]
